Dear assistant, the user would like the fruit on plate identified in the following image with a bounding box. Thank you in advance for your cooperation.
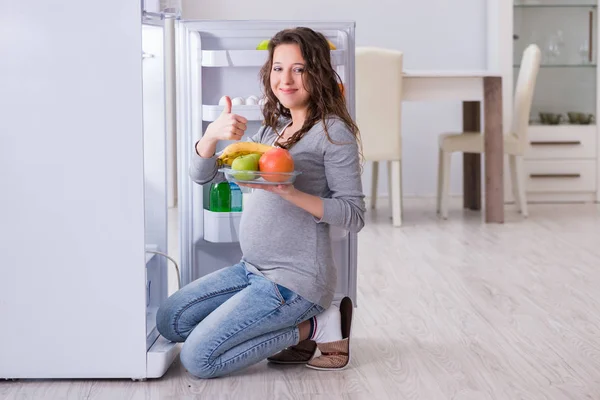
[218,142,273,166]
[231,153,261,181]
[328,40,336,50]
[258,147,295,182]
[256,40,270,50]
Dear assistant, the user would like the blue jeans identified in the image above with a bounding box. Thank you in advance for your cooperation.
[156,261,324,378]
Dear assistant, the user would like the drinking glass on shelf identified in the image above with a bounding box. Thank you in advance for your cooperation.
[159,0,182,16]
[544,35,561,64]
[555,30,565,47]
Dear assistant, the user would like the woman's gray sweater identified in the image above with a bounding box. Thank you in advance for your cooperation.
[189,117,365,308]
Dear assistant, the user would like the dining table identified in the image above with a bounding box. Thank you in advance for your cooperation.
[402,70,504,223]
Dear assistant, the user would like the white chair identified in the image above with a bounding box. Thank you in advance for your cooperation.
[355,47,404,227]
[436,44,541,219]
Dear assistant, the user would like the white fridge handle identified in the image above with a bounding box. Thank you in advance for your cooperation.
[164,17,178,208]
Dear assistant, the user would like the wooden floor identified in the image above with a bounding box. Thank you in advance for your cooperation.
[3,199,600,399]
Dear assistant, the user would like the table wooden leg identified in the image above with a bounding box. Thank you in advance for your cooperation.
[484,77,504,223]
[462,101,481,210]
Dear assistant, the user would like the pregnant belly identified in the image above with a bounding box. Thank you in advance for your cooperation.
[238,193,317,267]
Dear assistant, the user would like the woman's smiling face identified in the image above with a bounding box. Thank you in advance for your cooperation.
[270,43,310,111]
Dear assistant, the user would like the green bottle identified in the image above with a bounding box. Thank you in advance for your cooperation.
[209,182,231,212]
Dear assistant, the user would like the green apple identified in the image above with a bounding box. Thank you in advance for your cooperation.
[231,153,261,181]
[256,39,270,50]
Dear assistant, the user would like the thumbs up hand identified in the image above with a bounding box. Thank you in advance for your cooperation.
[221,95,233,115]
[205,96,248,142]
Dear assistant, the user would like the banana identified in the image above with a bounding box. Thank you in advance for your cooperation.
[217,142,273,166]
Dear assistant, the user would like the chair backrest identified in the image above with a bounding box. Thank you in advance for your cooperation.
[355,47,403,161]
[511,44,541,152]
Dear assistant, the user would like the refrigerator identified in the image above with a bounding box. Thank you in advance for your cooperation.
[175,19,359,305]
[0,4,177,380]
[0,2,356,379]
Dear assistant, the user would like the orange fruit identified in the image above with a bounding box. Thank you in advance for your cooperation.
[259,148,294,182]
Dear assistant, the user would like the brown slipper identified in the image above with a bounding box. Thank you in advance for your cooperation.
[306,296,353,371]
[267,339,317,364]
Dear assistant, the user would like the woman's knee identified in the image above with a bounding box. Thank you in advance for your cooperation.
[180,340,219,379]
[156,297,186,342]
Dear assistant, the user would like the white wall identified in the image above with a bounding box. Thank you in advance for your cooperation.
[182,0,488,197]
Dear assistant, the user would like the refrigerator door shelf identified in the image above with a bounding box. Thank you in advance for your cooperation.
[203,209,243,243]
[201,49,345,67]
[146,335,180,378]
[202,104,263,122]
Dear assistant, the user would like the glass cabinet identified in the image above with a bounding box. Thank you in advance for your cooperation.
[514,1,597,124]
[507,0,600,203]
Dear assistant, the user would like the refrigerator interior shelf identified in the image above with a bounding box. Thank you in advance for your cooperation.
[203,209,242,243]
[202,104,263,121]
[201,49,345,67]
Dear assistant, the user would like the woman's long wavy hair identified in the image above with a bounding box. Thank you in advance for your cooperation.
[259,27,361,153]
